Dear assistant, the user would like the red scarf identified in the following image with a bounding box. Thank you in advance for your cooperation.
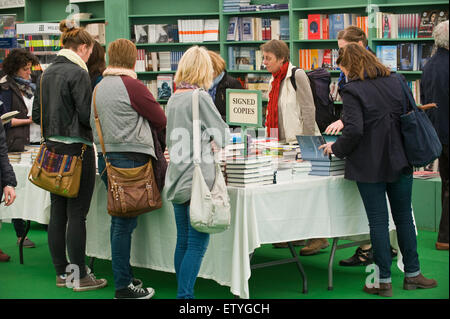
[266,61,289,138]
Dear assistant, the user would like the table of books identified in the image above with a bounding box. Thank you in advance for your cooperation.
[1,163,402,299]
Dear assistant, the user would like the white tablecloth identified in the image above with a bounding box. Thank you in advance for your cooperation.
[1,164,399,299]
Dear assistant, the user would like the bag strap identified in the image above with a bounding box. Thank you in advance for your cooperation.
[396,73,419,114]
[192,89,201,165]
[92,86,109,167]
[39,73,44,143]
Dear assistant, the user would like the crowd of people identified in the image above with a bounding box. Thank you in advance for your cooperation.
[0,20,448,299]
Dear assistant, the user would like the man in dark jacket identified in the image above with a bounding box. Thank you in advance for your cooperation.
[0,121,17,262]
[421,20,449,251]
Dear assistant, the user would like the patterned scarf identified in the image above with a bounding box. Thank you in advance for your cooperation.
[177,82,200,90]
[265,61,289,138]
[14,76,36,99]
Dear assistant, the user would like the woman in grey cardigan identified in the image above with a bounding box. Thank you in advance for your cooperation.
[165,46,229,299]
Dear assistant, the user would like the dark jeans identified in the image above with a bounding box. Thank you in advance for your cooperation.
[173,203,210,299]
[46,142,96,278]
[357,174,420,283]
[438,144,449,244]
[97,152,147,291]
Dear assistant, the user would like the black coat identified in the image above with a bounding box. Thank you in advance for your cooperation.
[32,56,93,143]
[0,122,17,199]
[421,48,449,146]
[332,73,412,183]
[213,72,243,122]
[0,75,31,152]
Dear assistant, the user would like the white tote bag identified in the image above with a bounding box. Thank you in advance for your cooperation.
[189,89,231,234]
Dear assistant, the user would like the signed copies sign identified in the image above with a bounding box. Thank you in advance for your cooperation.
[226,89,262,127]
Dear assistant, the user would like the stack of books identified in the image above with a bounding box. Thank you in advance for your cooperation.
[296,135,345,177]
[25,145,40,163]
[223,0,251,13]
[298,14,368,40]
[227,16,289,41]
[7,152,21,164]
[292,160,312,179]
[225,156,273,187]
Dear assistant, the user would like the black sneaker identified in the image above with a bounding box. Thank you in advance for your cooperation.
[339,247,373,266]
[114,283,155,299]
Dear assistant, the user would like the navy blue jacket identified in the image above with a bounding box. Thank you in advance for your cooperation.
[332,73,412,183]
[421,48,449,146]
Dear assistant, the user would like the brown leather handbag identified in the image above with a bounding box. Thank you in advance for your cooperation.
[28,73,85,198]
[92,87,163,218]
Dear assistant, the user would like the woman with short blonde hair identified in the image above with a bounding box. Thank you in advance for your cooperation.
[175,46,213,90]
[165,45,230,299]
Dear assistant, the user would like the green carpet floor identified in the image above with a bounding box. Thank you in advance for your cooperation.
[0,222,448,299]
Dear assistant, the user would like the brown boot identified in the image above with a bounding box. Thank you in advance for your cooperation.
[0,249,10,262]
[300,238,329,256]
[363,283,393,297]
[404,273,437,290]
[435,242,449,250]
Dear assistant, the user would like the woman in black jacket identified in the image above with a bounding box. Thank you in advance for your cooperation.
[320,44,437,297]
[32,20,107,291]
[207,50,243,124]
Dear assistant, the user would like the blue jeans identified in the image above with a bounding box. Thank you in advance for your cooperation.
[173,203,210,299]
[357,174,420,283]
[98,153,146,290]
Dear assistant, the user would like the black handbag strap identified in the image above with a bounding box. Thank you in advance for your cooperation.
[396,73,419,114]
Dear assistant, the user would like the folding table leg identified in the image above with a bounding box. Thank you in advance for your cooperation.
[287,242,308,294]
[19,220,31,265]
[328,238,339,290]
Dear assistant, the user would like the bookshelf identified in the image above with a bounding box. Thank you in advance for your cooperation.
[2,0,448,104]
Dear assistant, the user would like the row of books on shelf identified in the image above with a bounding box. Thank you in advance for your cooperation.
[374,10,448,39]
[227,16,289,41]
[298,49,340,71]
[134,20,219,44]
[135,50,184,72]
[0,14,16,38]
[376,43,433,72]
[142,74,174,101]
[228,46,265,71]
[299,14,368,40]
[223,0,288,13]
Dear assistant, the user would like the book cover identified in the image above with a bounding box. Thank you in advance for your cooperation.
[329,14,345,39]
[296,135,330,161]
[203,19,219,42]
[155,24,170,43]
[309,169,344,176]
[227,17,238,41]
[157,74,173,100]
[378,45,397,71]
[310,164,345,172]
[308,14,322,40]
[134,24,148,44]
[419,43,433,70]
[1,110,19,124]
[418,10,437,38]
[397,43,414,71]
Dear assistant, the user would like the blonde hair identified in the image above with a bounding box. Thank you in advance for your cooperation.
[175,46,213,89]
[208,50,226,77]
[107,38,137,69]
[59,20,94,50]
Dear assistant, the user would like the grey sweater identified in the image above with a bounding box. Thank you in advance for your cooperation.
[165,89,230,204]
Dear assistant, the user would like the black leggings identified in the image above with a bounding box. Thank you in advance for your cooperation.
[46,141,96,278]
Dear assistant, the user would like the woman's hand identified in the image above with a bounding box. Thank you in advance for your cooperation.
[319,142,334,156]
[325,119,344,135]
[2,186,16,206]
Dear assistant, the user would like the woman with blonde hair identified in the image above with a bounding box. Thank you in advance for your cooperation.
[165,46,229,299]
[320,43,437,297]
[32,20,107,292]
[90,38,166,299]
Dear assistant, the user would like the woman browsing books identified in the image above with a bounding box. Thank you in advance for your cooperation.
[320,43,437,297]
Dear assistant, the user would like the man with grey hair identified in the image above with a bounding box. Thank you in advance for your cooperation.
[421,19,449,251]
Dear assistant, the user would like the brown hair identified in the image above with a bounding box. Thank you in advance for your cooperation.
[59,20,94,50]
[87,41,106,79]
[208,50,226,77]
[337,26,368,47]
[260,39,290,62]
[337,43,390,80]
[107,38,137,69]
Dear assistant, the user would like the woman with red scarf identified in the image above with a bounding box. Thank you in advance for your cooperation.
[261,40,328,256]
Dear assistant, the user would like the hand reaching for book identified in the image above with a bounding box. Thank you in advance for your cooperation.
[325,119,344,135]
[319,142,334,156]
